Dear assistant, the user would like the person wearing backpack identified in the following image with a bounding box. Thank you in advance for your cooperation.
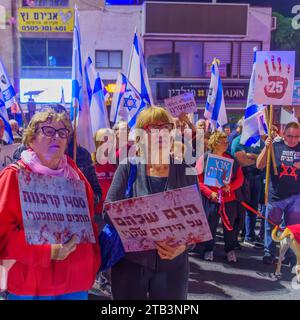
[104,106,201,300]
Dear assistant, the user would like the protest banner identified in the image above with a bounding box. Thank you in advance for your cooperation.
[164,92,197,117]
[105,185,212,252]
[204,154,234,188]
[0,143,20,171]
[254,51,295,105]
[18,170,95,245]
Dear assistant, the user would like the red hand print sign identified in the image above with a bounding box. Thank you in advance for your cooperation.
[254,51,295,105]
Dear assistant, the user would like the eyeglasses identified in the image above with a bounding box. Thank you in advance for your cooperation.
[144,123,174,131]
[37,126,70,139]
[217,140,229,145]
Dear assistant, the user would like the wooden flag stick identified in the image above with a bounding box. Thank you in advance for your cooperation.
[264,107,278,176]
[265,105,273,205]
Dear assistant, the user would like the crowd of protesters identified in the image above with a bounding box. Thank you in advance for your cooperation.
[0,103,300,300]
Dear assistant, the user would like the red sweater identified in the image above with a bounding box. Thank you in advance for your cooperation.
[198,153,244,203]
[94,163,117,214]
[0,157,100,296]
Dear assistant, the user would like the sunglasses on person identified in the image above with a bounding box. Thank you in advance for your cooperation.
[37,126,70,139]
[144,123,174,131]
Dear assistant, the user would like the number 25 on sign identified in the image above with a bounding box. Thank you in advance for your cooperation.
[254,51,295,105]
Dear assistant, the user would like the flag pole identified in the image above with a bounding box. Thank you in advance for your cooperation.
[73,104,77,164]
[264,107,278,176]
[265,104,273,205]
[127,26,137,78]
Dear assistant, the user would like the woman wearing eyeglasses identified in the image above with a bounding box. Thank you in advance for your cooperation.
[197,131,244,263]
[0,109,100,300]
[104,106,200,300]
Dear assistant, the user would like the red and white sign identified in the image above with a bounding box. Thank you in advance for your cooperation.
[105,185,212,252]
[254,51,295,105]
[18,171,96,245]
[164,92,197,117]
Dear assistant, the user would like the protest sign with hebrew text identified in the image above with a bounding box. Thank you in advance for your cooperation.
[18,170,95,245]
[105,185,212,253]
[164,92,197,117]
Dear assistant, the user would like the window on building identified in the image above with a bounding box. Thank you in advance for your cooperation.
[240,42,262,77]
[21,38,72,67]
[175,42,203,78]
[22,0,69,6]
[145,41,175,78]
[204,42,232,78]
[145,40,262,79]
[95,50,122,69]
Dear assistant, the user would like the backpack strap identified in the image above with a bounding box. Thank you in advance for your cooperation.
[125,162,137,199]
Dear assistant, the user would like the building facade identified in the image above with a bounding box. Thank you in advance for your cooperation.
[1,1,274,123]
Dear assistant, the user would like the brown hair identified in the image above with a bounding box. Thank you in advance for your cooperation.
[22,109,72,146]
[284,122,300,133]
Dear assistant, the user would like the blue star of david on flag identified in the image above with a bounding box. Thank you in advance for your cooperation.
[123,94,137,111]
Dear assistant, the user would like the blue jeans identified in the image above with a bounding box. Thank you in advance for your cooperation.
[264,194,300,257]
[245,174,262,241]
[7,291,88,300]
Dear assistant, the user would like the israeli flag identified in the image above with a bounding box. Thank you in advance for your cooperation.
[0,58,20,113]
[127,31,153,105]
[110,72,146,129]
[71,9,95,153]
[0,92,13,144]
[70,8,83,122]
[85,56,110,135]
[240,49,268,146]
[204,59,228,131]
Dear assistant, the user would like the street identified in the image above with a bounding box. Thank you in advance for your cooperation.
[90,234,300,300]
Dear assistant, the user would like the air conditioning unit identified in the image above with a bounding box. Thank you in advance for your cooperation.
[271,16,277,31]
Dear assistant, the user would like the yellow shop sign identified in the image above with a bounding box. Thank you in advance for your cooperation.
[18,8,74,32]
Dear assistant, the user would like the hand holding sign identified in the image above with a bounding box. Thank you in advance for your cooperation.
[51,235,77,261]
[156,240,186,260]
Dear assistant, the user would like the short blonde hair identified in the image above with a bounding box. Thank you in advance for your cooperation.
[135,106,173,130]
[22,109,72,146]
[208,131,227,151]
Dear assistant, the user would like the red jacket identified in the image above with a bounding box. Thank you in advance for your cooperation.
[0,157,100,296]
[94,163,117,214]
[198,153,244,203]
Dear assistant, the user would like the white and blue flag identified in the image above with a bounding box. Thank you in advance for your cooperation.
[70,9,95,153]
[127,31,153,106]
[85,56,110,135]
[240,50,268,146]
[110,72,147,129]
[71,7,83,122]
[204,59,228,131]
[0,91,13,144]
[0,58,20,114]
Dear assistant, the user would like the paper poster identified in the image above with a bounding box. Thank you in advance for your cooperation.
[164,92,197,117]
[204,154,234,188]
[105,185,212,253]
[0,143,20,171]
[254,51,295,105]
[18,170,95,245]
